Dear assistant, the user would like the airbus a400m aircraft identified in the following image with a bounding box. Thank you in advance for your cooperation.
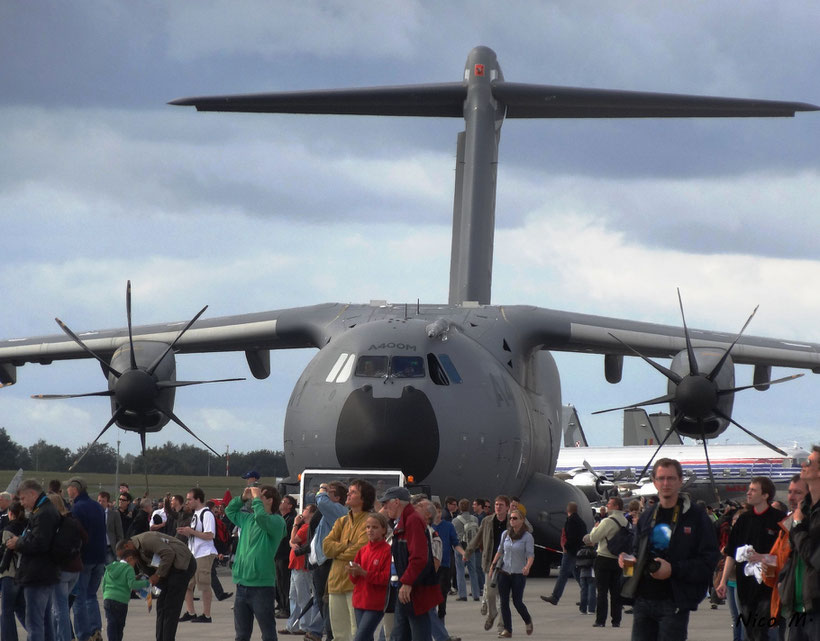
[1,47,818,547]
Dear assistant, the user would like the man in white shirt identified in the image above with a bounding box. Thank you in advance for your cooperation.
[177,487,218,623]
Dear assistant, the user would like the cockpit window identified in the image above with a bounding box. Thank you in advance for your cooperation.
[391,356,425,378]
[437,354,462,384]
[355,355,389,378]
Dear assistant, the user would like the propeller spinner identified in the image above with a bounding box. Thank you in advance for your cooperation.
[33,281,244,485]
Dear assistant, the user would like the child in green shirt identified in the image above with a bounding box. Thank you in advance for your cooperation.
[102,548,149,641]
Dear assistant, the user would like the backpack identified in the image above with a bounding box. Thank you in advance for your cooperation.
[197,509,231,555]
[575,545,597,568]
[605,518,633,556]
[51,513,84,563]
[462,516,479,547]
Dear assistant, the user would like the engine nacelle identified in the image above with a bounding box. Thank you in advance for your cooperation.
[667,347,734,440]
[108,341,176,432]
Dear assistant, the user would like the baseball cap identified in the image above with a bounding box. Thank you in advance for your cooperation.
[378,486,411,503]
[241,470,260,480]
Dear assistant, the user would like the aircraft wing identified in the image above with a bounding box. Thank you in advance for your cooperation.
[0,303,352,385]
[504,305,820,372]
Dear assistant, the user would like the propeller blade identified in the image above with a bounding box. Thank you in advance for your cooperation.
[700,422,721,505]
[55,318,122,379]
[160,407,220,457]
[126,281,138,371]
[68,408,125,471]
[607,333,682,384]
[32,391,114,400]
[140,431,149,495]
[146,305,208,376]
[636,412,685,482]
[592,392,675,415]
[582,460,604,480]
[712,408,788,456]
[717,373,804,396]
[707,305,758,381]
[677,288,699,376]
[155,378,246,389]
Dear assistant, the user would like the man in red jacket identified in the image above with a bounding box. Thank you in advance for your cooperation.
[382,487,442,641]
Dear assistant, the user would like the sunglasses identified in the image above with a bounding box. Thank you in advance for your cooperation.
[509,516,521,521]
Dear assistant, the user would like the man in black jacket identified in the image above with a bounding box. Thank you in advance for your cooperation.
[6,479,60,641]
[620,458,720,641]
[540,501,587,605]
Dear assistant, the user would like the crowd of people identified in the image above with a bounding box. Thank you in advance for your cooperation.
[0,445,817,641]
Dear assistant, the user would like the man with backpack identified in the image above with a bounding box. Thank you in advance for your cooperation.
[453,498,480,602]
[178,487,219,623]
[6,479,60,641]
[66,476,107,641]
[584,495,629,628]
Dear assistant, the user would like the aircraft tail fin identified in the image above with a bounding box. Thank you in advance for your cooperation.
[623,408,682,446]
[562,405,589,447]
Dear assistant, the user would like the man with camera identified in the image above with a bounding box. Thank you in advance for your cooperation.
[620,458,720,641]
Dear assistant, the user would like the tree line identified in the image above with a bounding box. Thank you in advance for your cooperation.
[0,427,288,477]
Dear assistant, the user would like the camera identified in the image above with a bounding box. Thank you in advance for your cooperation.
[646,559,661,574]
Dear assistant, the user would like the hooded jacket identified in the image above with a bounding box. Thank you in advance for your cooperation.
[14,492,60,586]
[622,494,720,611]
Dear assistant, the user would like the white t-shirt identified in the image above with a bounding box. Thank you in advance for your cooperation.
[189,507,218,558]
[151,508,167,526]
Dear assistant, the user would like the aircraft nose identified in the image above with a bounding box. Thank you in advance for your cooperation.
[335,385,439,481]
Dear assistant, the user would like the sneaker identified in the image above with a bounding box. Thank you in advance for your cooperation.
[89,631,103,641]
[612,622,620,628]
[498,631,511,638]
[278,629,292,635]
[484,613,497,631]
[304,633,322,641]
[592,622,605,627]
[526,622,533,636]
[455,597,467,602]
[540,594,557,605]
[179,612,196,622]
[192,615,212,623]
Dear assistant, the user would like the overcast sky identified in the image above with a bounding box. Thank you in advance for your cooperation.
[2,1,819,462]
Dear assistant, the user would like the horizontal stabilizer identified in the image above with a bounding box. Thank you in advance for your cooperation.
[172,81,819,120]
[169,83,467,117]
[493,83,819,118]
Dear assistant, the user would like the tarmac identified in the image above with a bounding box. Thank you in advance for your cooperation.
[24,566,737,641]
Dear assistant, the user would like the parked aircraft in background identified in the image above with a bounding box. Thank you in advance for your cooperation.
[557,407,808,504]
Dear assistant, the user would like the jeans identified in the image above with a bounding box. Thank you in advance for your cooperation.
[24,584,56,641]
[579,574,596,613]
[392,598,431,641]
[455,552,480,600]
[1,576,26,641]
[72,562,104,641]
[103,599,128,641]
[784,611,820,641]
[53,570,79,641]
[304,561,331,636]
[234,584,278,641]
[287,568,317,633]
[593,555,622,626]
[631,596,690,641]
[497,572,531,634]
[550,552,578,602]
[353,608,385,641]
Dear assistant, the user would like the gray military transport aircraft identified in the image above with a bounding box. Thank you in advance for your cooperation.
[1,47,818,550]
